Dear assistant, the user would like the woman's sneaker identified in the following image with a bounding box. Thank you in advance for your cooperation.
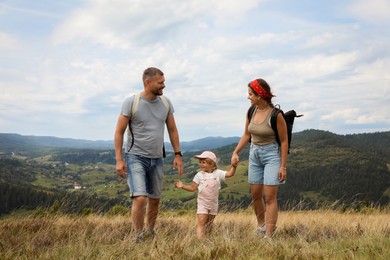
[256,225,266,236]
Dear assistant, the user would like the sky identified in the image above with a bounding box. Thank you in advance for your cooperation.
[0,0,389,142]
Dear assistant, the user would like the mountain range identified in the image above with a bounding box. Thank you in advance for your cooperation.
[0,133,240,152]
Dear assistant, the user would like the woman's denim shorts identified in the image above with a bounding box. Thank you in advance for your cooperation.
[125,154,164,199]
[248,142,284,185]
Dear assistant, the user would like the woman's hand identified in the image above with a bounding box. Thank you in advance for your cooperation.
[278,167,287,182]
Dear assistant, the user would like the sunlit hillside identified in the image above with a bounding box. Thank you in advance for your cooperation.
[1,209,389,259]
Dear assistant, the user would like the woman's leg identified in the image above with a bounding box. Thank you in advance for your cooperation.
[263,185,279,237]
[250,184,265,227]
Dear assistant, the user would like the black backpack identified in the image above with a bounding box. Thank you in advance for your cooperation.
[247,105,303,153]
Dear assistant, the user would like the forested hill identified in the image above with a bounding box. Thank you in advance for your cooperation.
[293,129,390,162]
[207,129,390,208]
[202,129,390,164]
[0,129,389,215]
[287,130,390,207]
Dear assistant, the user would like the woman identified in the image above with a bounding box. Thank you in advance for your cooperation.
[231,78,287,238]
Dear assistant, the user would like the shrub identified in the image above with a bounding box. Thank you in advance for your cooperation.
[81,208,94,216]
[106,205,128,216]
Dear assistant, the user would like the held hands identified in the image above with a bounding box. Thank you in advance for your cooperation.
[175,180,183,189]
[231,153,240,167]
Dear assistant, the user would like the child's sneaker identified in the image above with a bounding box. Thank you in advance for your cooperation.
[262,235,272,241]
[256,225,266,237]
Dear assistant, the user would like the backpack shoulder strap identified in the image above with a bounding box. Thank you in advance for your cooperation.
[247,105,256,121]
[130,92,141,120]
[270,106,283,149]
[270,106,282,132]
[128,93,141,151]
[160,96,169,112]
[159,96,170,158]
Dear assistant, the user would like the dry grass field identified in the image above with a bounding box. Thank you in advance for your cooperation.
[1,209,389,259]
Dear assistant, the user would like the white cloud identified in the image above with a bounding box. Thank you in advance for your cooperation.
[0,32,20,49]
[0,3,61,19]
[348,0,390,24]
[0,0,389,140]
[51,0,261,49]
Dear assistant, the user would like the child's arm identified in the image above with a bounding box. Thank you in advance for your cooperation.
[175,180,199,192]
[225,165,237,178]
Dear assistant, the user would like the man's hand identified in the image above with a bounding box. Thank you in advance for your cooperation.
[116,160,127,179]
[173,156,184,176]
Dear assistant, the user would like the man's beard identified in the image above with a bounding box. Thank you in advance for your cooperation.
[152,89,163,96]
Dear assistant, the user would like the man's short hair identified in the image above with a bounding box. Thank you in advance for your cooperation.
[143,67,164,82]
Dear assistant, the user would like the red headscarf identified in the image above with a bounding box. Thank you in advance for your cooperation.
[248,80,275,99]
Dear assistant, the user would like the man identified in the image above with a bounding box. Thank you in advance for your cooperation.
[114,67,183,242]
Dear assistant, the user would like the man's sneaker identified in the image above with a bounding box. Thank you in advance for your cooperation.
[135,232,144,243]
[256,225,266,236]
[144,228,156,239]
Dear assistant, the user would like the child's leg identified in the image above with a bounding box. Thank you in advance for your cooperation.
[205,214,216,235]
[197,214,208,239]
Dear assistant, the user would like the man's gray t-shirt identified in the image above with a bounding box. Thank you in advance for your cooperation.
[121,94,174,158]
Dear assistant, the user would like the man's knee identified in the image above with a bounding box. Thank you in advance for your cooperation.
[148,197,160,207]
[132,196,147,206]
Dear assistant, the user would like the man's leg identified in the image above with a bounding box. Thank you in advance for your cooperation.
[145,158,163,233]
[146,197,160,230]
[131,196,147,233]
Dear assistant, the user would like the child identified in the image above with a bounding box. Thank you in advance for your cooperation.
[175,151,236,238]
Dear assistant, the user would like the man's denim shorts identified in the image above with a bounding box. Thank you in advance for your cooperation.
[248,142,284,185]
[125,154,164,199]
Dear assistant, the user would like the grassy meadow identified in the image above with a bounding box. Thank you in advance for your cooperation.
[1,209,389,259]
